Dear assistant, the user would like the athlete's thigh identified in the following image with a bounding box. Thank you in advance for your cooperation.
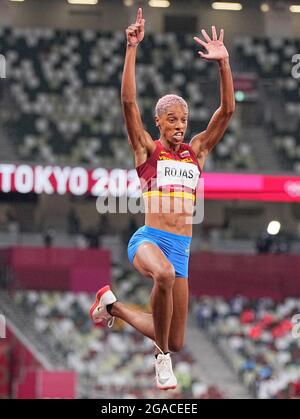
[169,278,189,347]
[133,242,175,279]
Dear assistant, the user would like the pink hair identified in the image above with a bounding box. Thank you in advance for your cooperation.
[155,94,188,117]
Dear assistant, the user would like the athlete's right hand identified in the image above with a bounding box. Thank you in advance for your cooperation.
[126,8,145,47]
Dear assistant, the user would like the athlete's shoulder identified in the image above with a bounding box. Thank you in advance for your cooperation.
[154,139,162,146]
[138,139,161,169]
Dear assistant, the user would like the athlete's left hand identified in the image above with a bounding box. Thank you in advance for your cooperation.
[194,27,229,62]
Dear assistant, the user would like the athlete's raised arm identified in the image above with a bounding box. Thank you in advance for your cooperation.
[190,27,235,170]
[121,8,155,166]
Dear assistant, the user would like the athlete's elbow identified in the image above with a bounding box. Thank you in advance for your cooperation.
[229,99,236,115]
[229,103,236,115]
[220,108,235,120]
[227,109,235,119]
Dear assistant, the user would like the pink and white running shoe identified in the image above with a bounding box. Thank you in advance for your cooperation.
[90,285,117,328]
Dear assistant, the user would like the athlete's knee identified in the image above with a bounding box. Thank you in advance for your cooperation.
[153,264,175,290]
[168,337,184,353]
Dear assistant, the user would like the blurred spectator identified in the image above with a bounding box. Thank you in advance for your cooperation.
[256,232,273,254]
[84,228,100,248]
[67,208,81,235]
[272,232,291,254]
[43,227,56,248]
[256,231,291,254]
[5,208,20,235]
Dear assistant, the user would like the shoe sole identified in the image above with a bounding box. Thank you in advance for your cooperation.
[157,385,177,391]
[89,285,111,323]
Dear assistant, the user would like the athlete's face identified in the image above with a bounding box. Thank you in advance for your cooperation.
[156,105,188,146]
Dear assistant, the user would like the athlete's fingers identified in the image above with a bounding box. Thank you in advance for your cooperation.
[201,29,211,43]
[194,36,207,48]
[126,30,138,39]
[198,51,209,60]
[127,25,139,35]
[126,29,137,37]
[219,29,224,43]
[140,19,145,32]
[135,21,144,32]
[212,26,217,41]
[128,24,139,31]
[135,7,142,24]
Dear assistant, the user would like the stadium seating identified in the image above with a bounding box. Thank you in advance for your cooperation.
[235,37,300,172]
[193,296,300,399]
[234,37,300,78]
[11,289,224,399]
[3,28,300,171]
[0,27,252,171]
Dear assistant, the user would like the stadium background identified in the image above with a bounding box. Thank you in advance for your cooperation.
[0,0,300,399]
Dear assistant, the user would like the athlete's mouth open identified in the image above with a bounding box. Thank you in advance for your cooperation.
[173,132,183,140]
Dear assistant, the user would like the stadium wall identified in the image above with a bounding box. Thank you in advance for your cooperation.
[1,0,297,39]
[0,247,111,291]
[190,252,300,300]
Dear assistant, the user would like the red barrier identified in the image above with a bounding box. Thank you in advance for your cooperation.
[15,370,38,399]
[190,252,300,300]
[0,343,9,399]
[15,370,76,399]
[0,247,111,292]
[36,371,76,399]
[5,325,76,399]
[6,326,42,398]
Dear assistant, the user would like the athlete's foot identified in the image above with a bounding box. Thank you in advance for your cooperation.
[90,285,117,328]
[155,353,177,391]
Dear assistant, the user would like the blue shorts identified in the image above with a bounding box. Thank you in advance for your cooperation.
[127,225,192,279]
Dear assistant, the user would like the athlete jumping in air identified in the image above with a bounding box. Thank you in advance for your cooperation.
[90,8,235,391]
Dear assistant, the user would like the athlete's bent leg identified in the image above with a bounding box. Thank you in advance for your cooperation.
[110,302,154,340]
[110,278,189,351]
[111,257,189,353]
[168,278,189,352]
[92,273,188,355]
[133,242,175,354]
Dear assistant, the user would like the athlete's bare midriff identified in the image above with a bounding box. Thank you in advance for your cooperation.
[144,196,194,237]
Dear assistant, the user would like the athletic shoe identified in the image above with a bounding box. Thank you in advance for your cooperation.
[155,353,177,390]
[90,285,117,328]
